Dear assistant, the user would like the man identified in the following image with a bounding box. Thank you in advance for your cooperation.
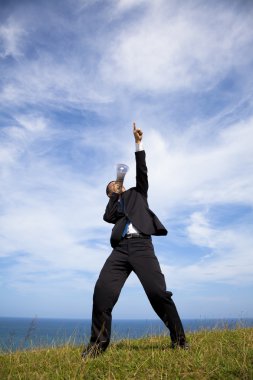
[82,123,187,359]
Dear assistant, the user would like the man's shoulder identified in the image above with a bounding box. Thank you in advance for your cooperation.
[123,187,137,198]
[124,187,147,199]
[124,187,136,195]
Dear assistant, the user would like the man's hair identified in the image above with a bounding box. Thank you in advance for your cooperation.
[106,181,115,196]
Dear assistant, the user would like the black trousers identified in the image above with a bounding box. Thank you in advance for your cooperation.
[89,237,186,351]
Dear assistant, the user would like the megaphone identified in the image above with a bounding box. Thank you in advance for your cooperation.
[115,164,129,195]
[116,163,129,182]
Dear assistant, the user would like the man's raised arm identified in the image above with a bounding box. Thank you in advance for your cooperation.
[133,123,148,197]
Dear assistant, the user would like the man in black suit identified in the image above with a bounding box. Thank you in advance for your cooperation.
[82,123,187,358]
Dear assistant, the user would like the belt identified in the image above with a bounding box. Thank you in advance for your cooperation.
[124,233,151,239]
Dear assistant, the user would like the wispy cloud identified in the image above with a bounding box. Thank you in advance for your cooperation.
[100,1,253,93]
[146,116,253,212]
[0,0,253,318]
[0,18,26,59]
[162,209,253,287]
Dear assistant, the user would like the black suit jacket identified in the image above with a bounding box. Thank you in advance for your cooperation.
[103,150,168,248]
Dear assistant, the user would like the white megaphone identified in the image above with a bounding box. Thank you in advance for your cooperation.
[116,163,129,183]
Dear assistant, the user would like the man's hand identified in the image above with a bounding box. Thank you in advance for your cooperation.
[133,122,143,144]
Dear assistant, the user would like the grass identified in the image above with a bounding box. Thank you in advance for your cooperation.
[0,328,253,379]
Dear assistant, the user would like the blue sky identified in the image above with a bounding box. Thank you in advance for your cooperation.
[0,0,253,320]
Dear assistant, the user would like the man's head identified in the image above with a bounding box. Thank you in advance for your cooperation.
[106,181,126,197]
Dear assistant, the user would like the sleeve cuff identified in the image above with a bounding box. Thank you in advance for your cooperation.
[135,142,144,151]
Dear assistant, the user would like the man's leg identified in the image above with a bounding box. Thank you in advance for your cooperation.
[129,239,186,346]
[89,243,131,352]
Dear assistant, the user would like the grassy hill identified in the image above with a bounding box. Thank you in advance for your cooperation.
[0,328,252,379]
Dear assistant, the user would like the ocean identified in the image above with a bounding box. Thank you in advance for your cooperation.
[0,317,252,352]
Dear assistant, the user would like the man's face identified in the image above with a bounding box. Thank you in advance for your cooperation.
[107,181,126,197]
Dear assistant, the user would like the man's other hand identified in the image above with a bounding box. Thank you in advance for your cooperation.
[133,122,143,144]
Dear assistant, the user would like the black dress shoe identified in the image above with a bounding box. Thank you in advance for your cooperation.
[81,345,103,359]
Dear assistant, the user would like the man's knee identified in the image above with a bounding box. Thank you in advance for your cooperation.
[147,288,173,302]
[93,279,108,300]
[93,279,119,310]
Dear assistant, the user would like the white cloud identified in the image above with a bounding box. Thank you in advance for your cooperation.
[1,110,253,291]
[116,0,147,13]
[0,6,112,109]
[146,116,253,216]
[186,211,217,249]
[100,1,253,92]
[0,146,16,165]
[1,0,253,317]
[16,115,48,132]
[1,0,252,111]
[0,18,26,59]
[0,58,112,109]
[0,168,110,294]
[161,209,253,288]
[0,115,110,280]
[137,114,253,288]
[0,114,50,173]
